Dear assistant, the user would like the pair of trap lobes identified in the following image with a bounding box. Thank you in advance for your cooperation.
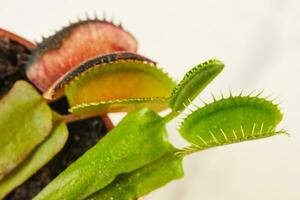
[21,19,173,116]
[42,52,176,116]
[1,19,223,117]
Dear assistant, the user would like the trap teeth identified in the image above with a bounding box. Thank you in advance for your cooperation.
[26,19,138,93]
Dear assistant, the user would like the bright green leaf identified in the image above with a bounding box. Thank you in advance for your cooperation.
[179,95,286,152]
[34,108,175,200]
[0,81,52,180]
[87,154,183,200]
[169,59,224,113]
[0,115,68,199]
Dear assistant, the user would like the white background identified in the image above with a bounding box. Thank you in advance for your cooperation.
[1,0,300,199]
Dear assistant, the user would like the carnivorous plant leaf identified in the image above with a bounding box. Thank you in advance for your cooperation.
[44,52,156,100]
[26,19,137,92]
[179,95,285,151]
[34,108,175,200]
[0,114,68,199]
[169,59,224,114]
[65,53,176,116]
[0,81,52,180]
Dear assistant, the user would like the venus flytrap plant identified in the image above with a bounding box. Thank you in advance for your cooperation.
[0,18,286,200]
[84,61,286,200]
[33,57,286,200]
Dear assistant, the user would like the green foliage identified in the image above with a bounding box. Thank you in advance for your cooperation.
[0,57,286,200]
[0,115,68,199]
[179,95,285,151]
[85,95,285,200]
[34,108,175,200]
[0,81,52,180]
[169,59,224,113]
[34,59,286,200]
[34,95,286,200]
[87,154,183,200]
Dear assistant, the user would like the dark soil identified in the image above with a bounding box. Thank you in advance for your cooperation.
[49,96,71,115]
[0,34,30,98]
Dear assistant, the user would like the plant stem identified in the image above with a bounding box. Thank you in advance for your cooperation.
[62,114,87,123]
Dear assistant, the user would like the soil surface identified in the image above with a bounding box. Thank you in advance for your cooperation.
[0,34,31,98]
